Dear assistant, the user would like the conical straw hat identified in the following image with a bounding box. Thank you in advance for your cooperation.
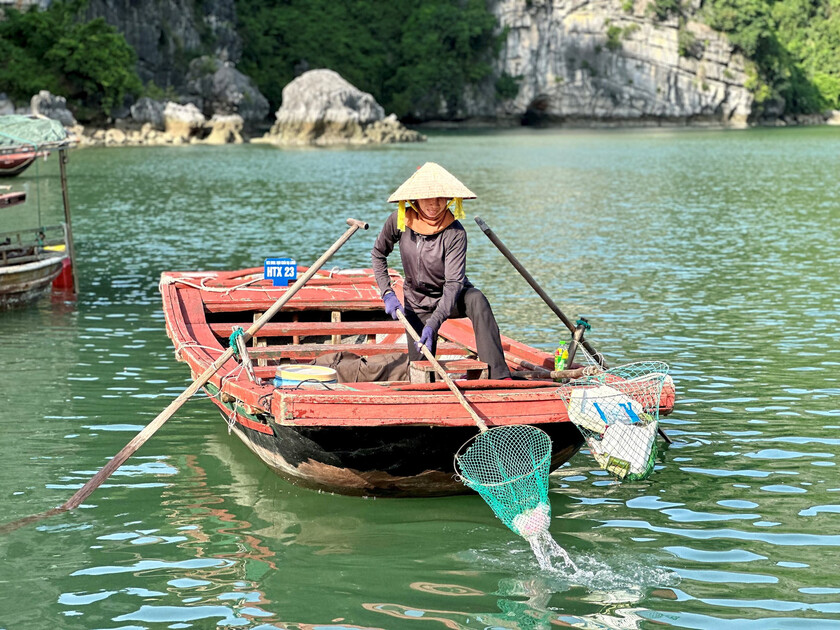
[387,162,476,203]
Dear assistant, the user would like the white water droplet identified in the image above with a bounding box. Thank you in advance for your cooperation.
[524,530,577,572]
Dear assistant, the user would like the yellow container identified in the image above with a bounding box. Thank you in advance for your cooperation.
[273,365,337,388]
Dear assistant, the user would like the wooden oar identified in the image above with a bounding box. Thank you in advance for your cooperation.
[0,218,368,534]
[474,216,606,367]
[474,216,671,444]
[396,310,488,433]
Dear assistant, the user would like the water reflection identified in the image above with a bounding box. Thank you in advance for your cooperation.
[366,575,680,629]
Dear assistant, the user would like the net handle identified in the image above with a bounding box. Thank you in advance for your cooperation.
[396,310,489,433]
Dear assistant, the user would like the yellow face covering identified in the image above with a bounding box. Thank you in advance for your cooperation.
[398,198,465,232]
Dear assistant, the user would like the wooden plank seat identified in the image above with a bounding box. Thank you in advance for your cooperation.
[200,285,385,313]
[209,320,405,337]
[409,358,488,384]
[248,342,470,361]
[204,298,381,313]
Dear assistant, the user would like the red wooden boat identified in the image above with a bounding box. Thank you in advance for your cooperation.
[160,266,675,497]
[0,224,69,309]
[0,116,78,299]
[0,191,26,209]
[0,151,46,177]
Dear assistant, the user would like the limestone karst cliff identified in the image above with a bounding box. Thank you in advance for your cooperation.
[82,0,241,90]
[480,0,753,125]
[3,0,805,126]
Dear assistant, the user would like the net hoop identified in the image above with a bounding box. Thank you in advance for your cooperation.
[558,361,670,480]
[453,425,552,489]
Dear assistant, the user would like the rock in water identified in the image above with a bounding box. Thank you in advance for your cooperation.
[131,97,166,130]
[257,69,424,146]
[31,91,77,127]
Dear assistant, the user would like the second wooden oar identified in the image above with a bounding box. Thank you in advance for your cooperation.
[474,216,671,445]
[475,216,606,367]
[1,218,368,533]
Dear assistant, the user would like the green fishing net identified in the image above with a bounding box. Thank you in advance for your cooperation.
[559,361,669,481]
[0,115,69,149]
[455,425,553,538]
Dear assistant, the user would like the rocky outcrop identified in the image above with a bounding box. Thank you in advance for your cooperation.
[31,91,77,127]
[257,70,424,145]
[72,106,245,146]
[202,114,244,144]
[130,97,166,129]
[478,0,754,126]
[163,102,206,142]
[186,56,270,123]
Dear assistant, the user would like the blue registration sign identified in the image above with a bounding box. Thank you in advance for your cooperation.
[264,258,297,287]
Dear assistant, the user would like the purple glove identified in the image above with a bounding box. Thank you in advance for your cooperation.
[415,326,435,353]
[383,291,404,320]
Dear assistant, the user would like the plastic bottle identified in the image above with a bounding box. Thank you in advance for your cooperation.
[554,341,569,372]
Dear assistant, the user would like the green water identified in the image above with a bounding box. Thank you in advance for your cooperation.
[1,127,839,629]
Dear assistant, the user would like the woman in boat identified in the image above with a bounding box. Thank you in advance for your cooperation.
[371,162,512,380]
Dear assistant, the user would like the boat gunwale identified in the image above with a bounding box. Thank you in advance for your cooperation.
[0,250,66,275]
[160,267,676,429]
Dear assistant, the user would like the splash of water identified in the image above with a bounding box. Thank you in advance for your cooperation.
[523,529,577,572]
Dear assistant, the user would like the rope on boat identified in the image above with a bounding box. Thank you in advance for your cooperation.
[158,276,371,299]
[173,340,248,393]
[229,327,245,358]
[226,405,237,434]
[173,339,227,362]
[160,269,402,297]
[159,276,265,294]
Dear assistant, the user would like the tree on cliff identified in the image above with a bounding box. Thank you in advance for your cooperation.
[0,0,142,120]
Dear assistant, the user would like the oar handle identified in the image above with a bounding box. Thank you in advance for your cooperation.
[60,217,369,511]
[396,310,488,433]
[474,216,607,368]
[345,218,369,230]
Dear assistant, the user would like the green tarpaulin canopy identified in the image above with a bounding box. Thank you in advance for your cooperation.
[0,115,71,151]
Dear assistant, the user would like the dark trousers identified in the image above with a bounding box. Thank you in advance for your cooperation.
[405,287,511,379]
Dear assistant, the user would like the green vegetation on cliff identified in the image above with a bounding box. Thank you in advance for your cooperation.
[236,0,504,119]
[0,0,141,119]
[651,0,840,113]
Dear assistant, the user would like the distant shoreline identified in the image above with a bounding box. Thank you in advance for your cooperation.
[411,111,840,131]
[68,112,840,148]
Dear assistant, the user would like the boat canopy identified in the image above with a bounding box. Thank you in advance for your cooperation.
[0,115,73,153]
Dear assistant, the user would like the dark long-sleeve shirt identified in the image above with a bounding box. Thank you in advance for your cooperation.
[371,210,472,332]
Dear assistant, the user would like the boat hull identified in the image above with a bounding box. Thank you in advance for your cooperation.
[213,401,584,497]
[0,254,65,309]
[0,152,39,178]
